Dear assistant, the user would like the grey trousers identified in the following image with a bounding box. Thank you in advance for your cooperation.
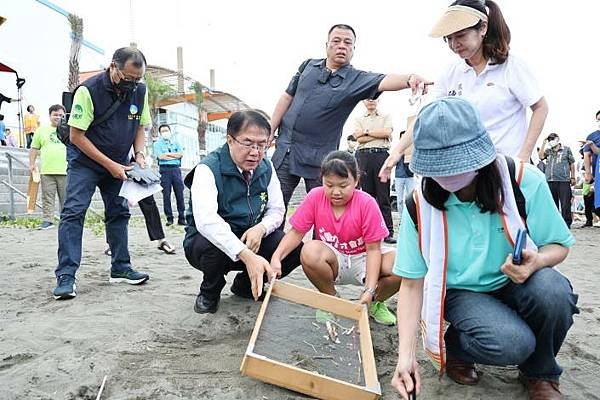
[41,174,66,222]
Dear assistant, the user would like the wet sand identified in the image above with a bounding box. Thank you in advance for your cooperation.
[0,222,599,399]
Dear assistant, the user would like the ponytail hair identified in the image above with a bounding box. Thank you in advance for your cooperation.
[451,0,511,64]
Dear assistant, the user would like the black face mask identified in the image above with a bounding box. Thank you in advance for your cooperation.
[115,79,137,93]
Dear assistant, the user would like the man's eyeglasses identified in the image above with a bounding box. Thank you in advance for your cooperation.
[116,68,143,83]
[230,135,268,152]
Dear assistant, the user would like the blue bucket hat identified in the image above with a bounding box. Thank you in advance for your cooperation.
[409,97,497,177]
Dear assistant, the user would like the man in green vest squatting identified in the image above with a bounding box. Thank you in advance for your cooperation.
[53,47,151,299]
[183,110,302,314]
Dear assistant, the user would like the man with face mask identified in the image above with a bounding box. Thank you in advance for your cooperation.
[53,47,152,300]
[153,124,185,226]
[270,24,430,213]
[28,105,68,230]
[538,133,575,228]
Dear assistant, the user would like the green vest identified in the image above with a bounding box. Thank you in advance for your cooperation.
[183,144,271,250]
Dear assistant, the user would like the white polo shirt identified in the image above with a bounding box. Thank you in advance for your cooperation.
[434,54,542,157]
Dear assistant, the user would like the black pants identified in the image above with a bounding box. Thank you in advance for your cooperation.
[25,132,34,149]
[138,194,165,241]
[159,165,185,222]
[548,181,572,227]
[276,152,322,209]
[356,150,394,234]
[584,192,600,224]
[184,229,302,300]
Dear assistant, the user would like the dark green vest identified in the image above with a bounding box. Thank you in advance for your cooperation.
[183,144,271,250]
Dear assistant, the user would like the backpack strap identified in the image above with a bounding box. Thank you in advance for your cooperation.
[505,156,527,224]
[406,190,419,232]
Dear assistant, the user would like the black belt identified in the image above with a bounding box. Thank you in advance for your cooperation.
[356,148,389,153]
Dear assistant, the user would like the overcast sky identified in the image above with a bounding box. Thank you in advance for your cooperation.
[42,0,600,149]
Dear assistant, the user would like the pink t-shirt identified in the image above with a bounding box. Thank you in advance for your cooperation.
[289,187,389,255]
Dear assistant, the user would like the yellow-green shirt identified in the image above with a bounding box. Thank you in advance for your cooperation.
[31,125,67,175]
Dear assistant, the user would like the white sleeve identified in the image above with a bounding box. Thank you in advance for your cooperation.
[433,65,450,99]
[191,164,247,261]
[506,55,543,107]
[259,160,285,235]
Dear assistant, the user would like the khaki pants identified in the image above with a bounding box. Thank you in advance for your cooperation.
[41,174,66,222]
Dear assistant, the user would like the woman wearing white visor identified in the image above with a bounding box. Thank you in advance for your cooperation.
[379,0,549,183]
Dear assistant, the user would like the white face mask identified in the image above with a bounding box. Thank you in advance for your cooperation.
[433,171,478,192]
[548,139,559,148]
[596,120,600,130]
[161,131,172,140]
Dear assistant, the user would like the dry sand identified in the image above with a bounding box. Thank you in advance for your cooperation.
[1,222,599,399]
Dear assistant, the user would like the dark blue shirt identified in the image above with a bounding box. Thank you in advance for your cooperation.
[395,156,413,178]
[271,59,385,179]
[584,130,600,176]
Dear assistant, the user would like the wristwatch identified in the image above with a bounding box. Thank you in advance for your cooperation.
[363,286,377,300]
[364,129,370,136]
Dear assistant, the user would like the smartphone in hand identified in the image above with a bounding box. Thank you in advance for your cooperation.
[512,229,527,265]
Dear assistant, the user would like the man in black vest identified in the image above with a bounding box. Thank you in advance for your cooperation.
[53,47,151,300]
[183,110,302,314]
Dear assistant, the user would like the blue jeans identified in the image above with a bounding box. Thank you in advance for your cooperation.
[56,161,132,278]
[159,165,185,221]
[395,177,415,216]
[444,268,579,381]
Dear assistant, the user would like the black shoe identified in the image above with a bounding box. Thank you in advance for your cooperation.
[177,218,186,226]
[166,219,174,226]
[584,221,593,227]
[194,294,219,314]
[383,235,397,244]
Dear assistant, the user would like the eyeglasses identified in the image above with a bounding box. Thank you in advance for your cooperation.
[115,68,143,83]
[230,135,268,152]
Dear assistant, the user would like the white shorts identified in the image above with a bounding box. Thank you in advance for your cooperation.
[324,242,394,286]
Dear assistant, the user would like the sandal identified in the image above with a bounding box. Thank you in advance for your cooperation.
[158,240,176,254]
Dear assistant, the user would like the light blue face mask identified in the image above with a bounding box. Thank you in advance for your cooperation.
[432,170,478,192]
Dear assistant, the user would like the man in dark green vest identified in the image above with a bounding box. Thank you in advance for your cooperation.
[183,110,302,314]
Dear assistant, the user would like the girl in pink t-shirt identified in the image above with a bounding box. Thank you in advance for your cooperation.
[271,151,401,326]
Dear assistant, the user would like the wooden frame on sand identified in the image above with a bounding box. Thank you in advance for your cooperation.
[240,280,381,400]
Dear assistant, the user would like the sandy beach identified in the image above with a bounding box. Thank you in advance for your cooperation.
[1,221,599,400]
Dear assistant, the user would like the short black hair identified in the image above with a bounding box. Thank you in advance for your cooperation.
[321,150,359,181]
[596,110,600,119]
[328,24,356,40]
[227,110,271,138]
[422,160,504,213]
[27,105,34,113]
[158,124,171,132]
[48,104,66,115]
[547,132,559,140]
[112,47,147,69]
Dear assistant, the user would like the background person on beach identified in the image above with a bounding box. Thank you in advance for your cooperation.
[379,0,548,182]
[53,47,151,300]
[183,110,302,314]
[24,104,40,149]
[153,123,186,226]
[538,133,575,228]
[270,23,430,211]
[353,99,396,244]
[583,110,600,217]
[271,151,401,326]
[28,104,67,230]
[391,98,577,400]
[4,128,17,147]
[394,130,415,217]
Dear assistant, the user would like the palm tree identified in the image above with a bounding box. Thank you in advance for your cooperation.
[67,13,83,91]
[144,72,176,138]
[191,81,207,153]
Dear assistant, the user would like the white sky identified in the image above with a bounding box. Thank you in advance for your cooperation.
[22,0,600,150]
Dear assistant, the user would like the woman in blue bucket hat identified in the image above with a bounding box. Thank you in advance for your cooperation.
[390,97,577,400]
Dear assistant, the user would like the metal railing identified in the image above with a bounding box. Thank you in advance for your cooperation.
[2,153,102,219]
